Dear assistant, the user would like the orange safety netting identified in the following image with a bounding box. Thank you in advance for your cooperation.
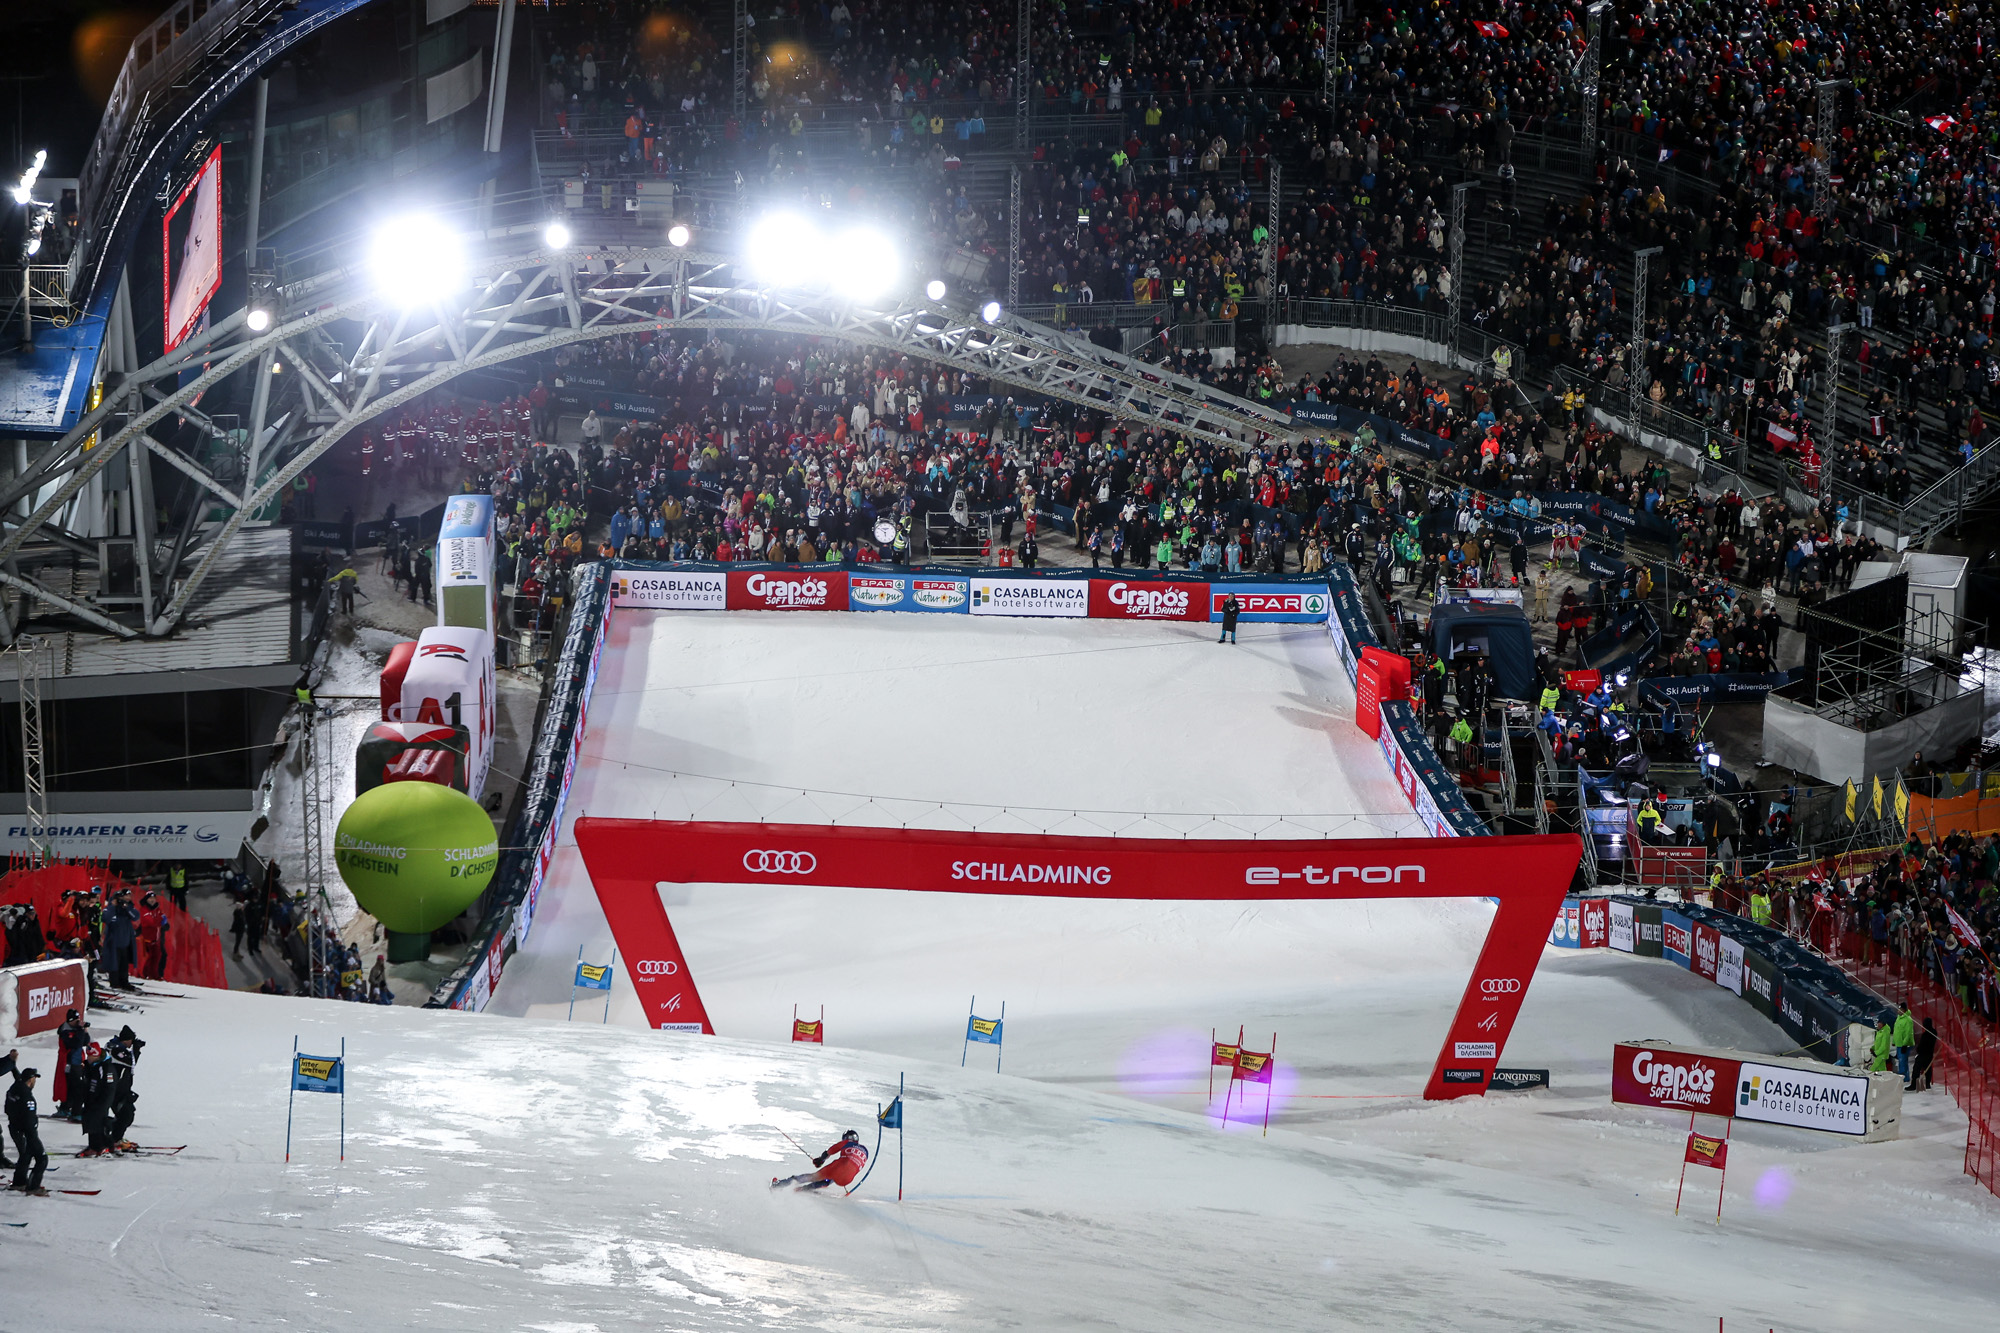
[0,856,228,989]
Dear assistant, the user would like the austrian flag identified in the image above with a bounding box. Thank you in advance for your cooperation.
[1766,420,1798,451]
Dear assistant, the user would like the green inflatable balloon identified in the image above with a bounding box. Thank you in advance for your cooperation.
[334,781,499,934]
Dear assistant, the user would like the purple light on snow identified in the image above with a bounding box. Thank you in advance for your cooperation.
[1753,1166,1793,1209]
[1116,1027,1209,1096]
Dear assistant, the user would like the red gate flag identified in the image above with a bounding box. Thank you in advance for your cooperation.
[1211,1041,1240,1067]
[1233,1048,1275,1083]
[576,820,1581,1100]
[792,1020,823,1043]
[1684,1132,1729,1169]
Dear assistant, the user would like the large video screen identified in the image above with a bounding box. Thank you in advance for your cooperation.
[162,144,222,353]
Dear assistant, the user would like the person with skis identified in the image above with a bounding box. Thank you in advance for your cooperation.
[54,1008,88,1118]
[4,1050,49,1195]
[771,1129,868,1192]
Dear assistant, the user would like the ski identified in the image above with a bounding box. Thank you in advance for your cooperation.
[2,1220,26,1226]
[133,1145,186,1153]
[56,1189,101,1195]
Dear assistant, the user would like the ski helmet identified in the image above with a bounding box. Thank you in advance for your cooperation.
[841,1129,860,1143]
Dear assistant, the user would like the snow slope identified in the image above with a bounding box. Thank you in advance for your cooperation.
[2,984,1995,1332]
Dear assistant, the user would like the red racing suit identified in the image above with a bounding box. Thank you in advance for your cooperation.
[814,1138,869,1187]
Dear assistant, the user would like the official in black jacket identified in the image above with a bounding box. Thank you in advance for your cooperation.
[4,1050,49,1194]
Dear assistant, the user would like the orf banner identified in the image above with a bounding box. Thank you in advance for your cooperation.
[1089,578,1209,621]
[576,819,1581,1100]
[2,959,88,1039]
[727,569,850,612]
[1611,1041,1740,1116]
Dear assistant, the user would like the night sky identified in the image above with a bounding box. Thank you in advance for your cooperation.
[0,2,176,185]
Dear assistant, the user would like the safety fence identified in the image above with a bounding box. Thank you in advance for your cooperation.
[0,858,227,989]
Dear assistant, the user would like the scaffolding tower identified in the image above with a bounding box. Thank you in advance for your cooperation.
[9,634,52,864]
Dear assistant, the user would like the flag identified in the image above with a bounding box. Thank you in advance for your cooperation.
[1211,1041,1240,1067]
[879,1097,904,1130]
[792,1019,824,1044]
[1894,780,1909,828]
[1472,20,1509,37]
[1868,413,1885,437]
[966,1015,1003,1045]
[292,1054,344,1094]
[1947,904,1983,950]
[339,968,363,991]
[1843,779,1857,822]
[1684,1132,1729,1169]
[1233,1049,1275,1084]
[1871,775,1884,819]
[574,961,612,991]
[1926,114,1958,132]
[1765,420,1798,451]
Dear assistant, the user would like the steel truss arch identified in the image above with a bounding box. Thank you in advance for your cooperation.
[3,239,1295,643]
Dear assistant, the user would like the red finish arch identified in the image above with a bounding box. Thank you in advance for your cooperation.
[575,819,1582,1099]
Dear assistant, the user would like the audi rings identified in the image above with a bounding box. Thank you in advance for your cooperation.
[1479,978,1523,995]
[743,850,817,875]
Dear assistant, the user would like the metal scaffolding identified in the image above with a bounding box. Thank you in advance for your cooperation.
[1323,0,1339,131]
[1629,246,1660,442]
[1821,320,1851,503]
[0,232,1296,647]
[9,634,51,863]
[1015,0,1033,152]
[1581,1,1609,173]
[1264,161,1281,339]
[1814,80,1846,220]
[1008,163,1023,310]
[1447,182,1470,359]
[733,0,748,124]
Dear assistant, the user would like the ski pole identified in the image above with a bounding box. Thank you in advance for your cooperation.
[778,1129,816,1161]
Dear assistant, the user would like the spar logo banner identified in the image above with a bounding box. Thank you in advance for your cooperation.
[1090,579,1208,621]
[969,578,1090,617]
[612,571,727,609]
[577,819,1580,1101]
[848,574,970,613]
[727,570,850,612]
[1736,1061,1870,1135]
[1208,587,1330,623]
[1612,1042,1737,1116]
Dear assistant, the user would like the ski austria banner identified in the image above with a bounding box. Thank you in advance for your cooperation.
[575,818,1581,1100]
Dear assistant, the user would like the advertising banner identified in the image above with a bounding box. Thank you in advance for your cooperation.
[1490,1067,1551,1091]
[163,143,222,353]
[2,959,89,1039]
[610,569,728,609]
[436,494,495,633]
[0,810,255,859]
[1609,899,1635,952]
[1690,922,1721,982]
[1208,586,1331,623]
[578,819,1581,1099]
[1736,1060,1871,1135]
[726,569,851,612]
[399,626,497,800]
[1741,947,1782,1022]
[1548,899,1582,947]
[1632,903,1665,958]
[969,577,1090,617]
[1612,1042,1739,1116]
[1716,933,1745,995]
[847,573,971,613]
[1089,578,1209,621]
[1661,909,1693,968]
[1580,897,1609,948]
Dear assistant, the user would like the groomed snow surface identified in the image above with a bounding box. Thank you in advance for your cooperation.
[7,611,1998,1329]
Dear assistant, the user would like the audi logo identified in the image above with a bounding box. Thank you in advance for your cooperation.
[743,850,817,875]
[1480,978,1523,995]
[637,960,680,977]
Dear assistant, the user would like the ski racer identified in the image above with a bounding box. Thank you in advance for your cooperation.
[4,1051,49,1195]
[771,1130,868,1192]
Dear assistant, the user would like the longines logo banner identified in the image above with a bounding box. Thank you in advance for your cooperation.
[575,818,1581,1101]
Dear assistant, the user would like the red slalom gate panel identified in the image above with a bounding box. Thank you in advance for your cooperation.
[576,819,1581,1100]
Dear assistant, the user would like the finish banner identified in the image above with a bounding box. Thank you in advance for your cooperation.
[577,819,1581,1100]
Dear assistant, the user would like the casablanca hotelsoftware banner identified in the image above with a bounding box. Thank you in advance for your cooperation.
[163,144,222,353]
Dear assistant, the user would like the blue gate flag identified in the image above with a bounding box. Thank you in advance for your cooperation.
[293,1053,344,1094]
[574,960,613,991]
[879,1096,904,1130]
[966,1015,1003,1045]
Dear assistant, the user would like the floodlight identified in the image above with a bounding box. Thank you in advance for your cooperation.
[367,214,466,306]
[980,299,1003,323]
[746,212,823,288]
[246,308,271,332]
[543,220,572,250]
[1704,751,1723,769]
[24,236,39,256]
[667,222,692,247]
[926,279,947,301]
[12,149,45,205]
[830,226,898,302]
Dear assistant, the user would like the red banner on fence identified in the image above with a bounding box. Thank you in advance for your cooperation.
[6,959,87,1038]
[726,570,850,612]
[1579,897,1609,948]
[1691,922,1722,982]
[576,819,1581,1100]
[1088,578,1209,621]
